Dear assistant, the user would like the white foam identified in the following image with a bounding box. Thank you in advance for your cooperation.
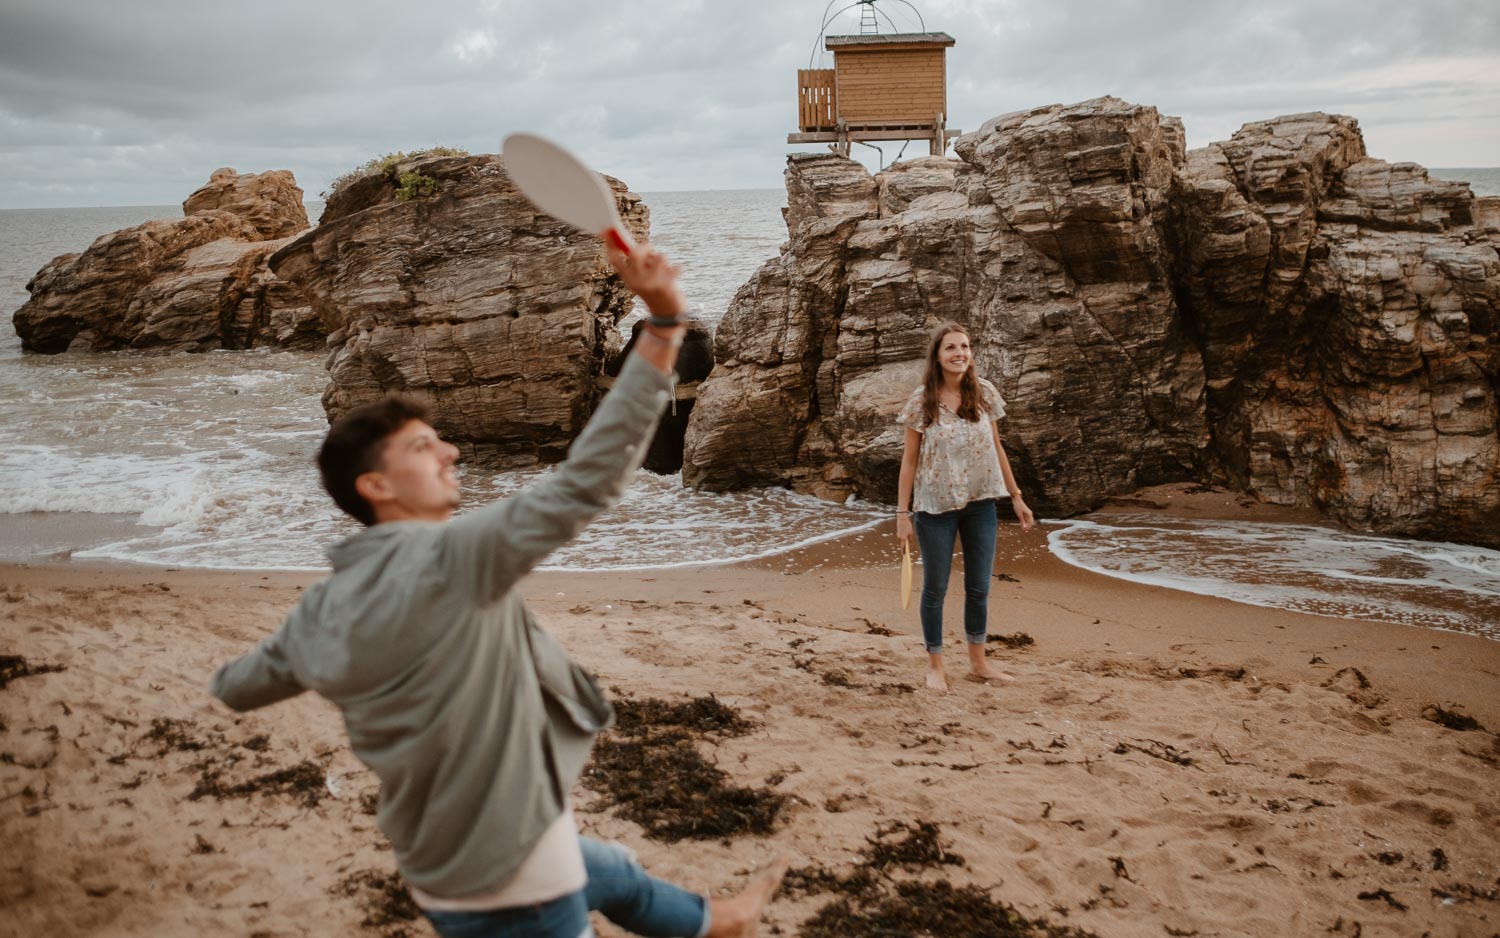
[1048,513,1500,640]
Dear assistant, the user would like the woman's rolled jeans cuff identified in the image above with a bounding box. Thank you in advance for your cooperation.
[421,837,709,938]
[912,498,998,654]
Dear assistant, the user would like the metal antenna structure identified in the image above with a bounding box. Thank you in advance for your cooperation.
[807,0,930,67]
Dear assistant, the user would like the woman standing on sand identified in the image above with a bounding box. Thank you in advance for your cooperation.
[896,322,1035,693]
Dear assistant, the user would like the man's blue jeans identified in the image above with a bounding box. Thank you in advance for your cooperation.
[913,498,998,653]
[421,838,710,938]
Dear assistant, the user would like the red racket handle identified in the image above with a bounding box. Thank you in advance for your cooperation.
[603,228,633,255]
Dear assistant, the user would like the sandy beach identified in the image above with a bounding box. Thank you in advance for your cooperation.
[3,498,1498,938]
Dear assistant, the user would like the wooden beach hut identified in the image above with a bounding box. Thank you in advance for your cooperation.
[789,30,959,157]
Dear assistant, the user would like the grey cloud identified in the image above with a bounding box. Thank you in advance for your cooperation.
[0,0,1496,207]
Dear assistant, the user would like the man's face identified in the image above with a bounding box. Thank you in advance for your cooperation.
[360,420,462,523]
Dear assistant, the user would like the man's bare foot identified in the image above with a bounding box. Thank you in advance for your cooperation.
[706,854,790,937]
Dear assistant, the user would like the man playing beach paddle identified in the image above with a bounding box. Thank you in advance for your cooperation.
[209,244,786,938]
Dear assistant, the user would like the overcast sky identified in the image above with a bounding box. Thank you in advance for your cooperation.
[2,0,1497,208]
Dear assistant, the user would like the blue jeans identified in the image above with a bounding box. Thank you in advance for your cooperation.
[913,498,998,653]
[422,838,709,938]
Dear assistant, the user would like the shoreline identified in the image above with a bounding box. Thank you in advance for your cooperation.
[4,494,1499,936]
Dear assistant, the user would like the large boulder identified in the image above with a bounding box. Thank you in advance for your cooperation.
[183,167,310,240]
[685,97,1210,512]
[684,98,1500,547]
[1172,115,1500,544]
[12,169,317,353]
[268,152,650,468]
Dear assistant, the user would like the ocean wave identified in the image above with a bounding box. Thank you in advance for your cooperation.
[1048,513,1500,640]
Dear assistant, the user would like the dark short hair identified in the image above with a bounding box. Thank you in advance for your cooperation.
[317,395,432,526]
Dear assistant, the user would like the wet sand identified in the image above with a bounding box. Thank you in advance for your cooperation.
[2,512,1498,937]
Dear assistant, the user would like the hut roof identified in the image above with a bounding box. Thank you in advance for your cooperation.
[824,32,956,49]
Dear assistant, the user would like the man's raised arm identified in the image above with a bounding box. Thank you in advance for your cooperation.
[438,244,690,602]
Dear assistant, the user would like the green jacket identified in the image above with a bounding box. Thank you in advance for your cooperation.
[209,352,672,897]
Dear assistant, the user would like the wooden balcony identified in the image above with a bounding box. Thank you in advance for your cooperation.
[796,68,837,133]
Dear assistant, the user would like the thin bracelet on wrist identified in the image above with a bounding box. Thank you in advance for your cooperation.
[637,327,684,348]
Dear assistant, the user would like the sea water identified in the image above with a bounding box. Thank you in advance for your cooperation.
[2,172,1498,638]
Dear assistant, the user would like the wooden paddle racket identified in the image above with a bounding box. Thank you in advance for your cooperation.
[901,542,914,610]
[501,133,635,254]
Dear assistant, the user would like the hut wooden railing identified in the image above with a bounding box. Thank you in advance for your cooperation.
[797,68,837,132]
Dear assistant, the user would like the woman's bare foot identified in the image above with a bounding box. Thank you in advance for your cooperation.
[966,644,1014,684]
[965,664,1015,684]
[706,854,791,938]
[925,652,949,693]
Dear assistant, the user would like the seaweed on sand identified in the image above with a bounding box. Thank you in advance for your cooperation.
[986,633,1035,648]
[332,869,421,937]
[612,695,755,737]
[863,820,965,872]
[583,696,786,841]
[190,759,327,808]
[802,880,1101,938]
[143,717,210,754]
[0,654,66,690]
[1422,704,1487,733]
[794,820,1098,938]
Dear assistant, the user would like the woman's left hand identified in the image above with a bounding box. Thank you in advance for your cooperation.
[1012,497,1035,532]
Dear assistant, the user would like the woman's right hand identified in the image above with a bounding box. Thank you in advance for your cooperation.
[896,513,914,551]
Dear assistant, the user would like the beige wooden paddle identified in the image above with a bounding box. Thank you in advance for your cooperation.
[501,132,635,255]
[901,542,914,610]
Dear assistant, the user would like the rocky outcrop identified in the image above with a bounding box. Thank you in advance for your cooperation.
[182,168,310,240]
[684,98,1500,547]
[1172,114,1500,544]
[268,152,649,468]
[12,169,318,353]
[686,99,1210,511]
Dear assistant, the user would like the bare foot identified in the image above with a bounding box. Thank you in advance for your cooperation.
[966,645,1014,684]
[966,664,1015,685]
[706,854,790,937]
[925,666,950,693]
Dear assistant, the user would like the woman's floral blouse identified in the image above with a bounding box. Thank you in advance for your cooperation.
[897,378,1008,514]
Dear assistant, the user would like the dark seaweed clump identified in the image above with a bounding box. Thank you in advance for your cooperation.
[864,820,966,872]
[794,821,1098,938]
[143,717,210,754]
[612,695,755,736]
[332,869,421,937]
[1422,705,1487,733]
[803,880,1100,938]
[986,633,1035,648]
[583,695,785,841]
[190,759,326,808]
[0,654,66,690]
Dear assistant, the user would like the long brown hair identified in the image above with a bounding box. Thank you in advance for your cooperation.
[921,322,983,426]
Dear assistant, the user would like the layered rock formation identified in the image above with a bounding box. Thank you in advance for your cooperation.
[1171,114,1500,544]
[12,169,318,353]
[684,98,1500,546]
[269,152,649,468]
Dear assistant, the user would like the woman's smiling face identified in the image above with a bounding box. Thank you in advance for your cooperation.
[938,331,971,379]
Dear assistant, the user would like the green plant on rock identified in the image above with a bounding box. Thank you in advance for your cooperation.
[324,146,469,200]
[395,171,440,201]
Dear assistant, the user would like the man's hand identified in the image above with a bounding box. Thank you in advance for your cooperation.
[608,244,686,320]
